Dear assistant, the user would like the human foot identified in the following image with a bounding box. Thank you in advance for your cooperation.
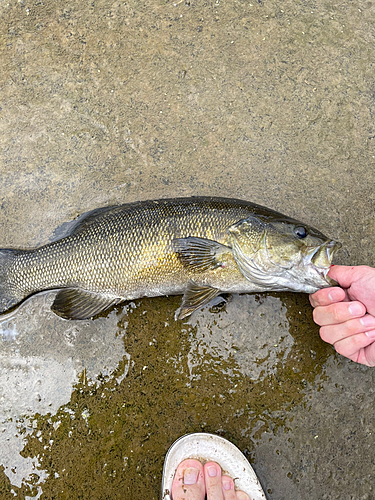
[161,433,266,500]
[170,459,250,500]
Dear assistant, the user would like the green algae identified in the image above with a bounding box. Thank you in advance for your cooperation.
[3,292,331,499]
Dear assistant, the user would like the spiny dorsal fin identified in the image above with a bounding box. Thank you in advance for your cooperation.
[175,281,220,320]
[172,237,231,272]
[52,289,121,320]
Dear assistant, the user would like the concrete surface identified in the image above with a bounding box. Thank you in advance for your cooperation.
[0,0,374,498]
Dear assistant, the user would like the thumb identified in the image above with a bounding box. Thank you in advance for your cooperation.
[327,265,360,289]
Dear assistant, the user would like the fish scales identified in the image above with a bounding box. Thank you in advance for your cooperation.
[0,197,341,320]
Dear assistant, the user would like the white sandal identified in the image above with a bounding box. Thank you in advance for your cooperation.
[161,432,267,500]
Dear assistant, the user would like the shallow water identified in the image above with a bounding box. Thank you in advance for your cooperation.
[1,0,375,499]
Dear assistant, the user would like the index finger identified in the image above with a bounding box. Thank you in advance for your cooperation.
[309,287,346,307]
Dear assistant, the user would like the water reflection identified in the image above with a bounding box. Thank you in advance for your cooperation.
[0,291,330,499]
[0,293,130,495]
[188,294,293,381]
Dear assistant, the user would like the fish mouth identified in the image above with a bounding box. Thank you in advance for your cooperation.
[327,239,342,259]
[310,239,342,285]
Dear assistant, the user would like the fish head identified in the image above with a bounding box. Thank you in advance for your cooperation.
[229,215,341,293]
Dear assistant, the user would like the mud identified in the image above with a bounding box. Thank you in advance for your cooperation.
[0,0,374,499]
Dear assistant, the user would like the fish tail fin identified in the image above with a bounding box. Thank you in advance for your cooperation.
[0,249,25,314]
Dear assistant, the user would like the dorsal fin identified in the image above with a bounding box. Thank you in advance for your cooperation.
[51,205,120,241]
[69,205,120,236]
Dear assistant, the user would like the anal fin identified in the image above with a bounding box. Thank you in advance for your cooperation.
[175,281,220,320]
[52,289,121,320]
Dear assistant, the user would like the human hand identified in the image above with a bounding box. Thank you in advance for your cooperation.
[309,265,375,366]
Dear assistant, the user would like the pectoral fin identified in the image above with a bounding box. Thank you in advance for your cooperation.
[52,289,121,320]
[175,281,220,320]
[172,237,231,272]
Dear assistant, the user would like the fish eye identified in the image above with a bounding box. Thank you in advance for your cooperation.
[294,226,307,239]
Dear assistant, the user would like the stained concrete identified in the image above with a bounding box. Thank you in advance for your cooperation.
[0,0,374,498]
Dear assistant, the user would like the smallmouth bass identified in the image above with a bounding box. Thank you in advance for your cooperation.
[0,197,341,320]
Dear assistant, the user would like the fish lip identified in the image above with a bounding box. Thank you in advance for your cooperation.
[303,239,340,265]
[310,239,342,284]
[325,239,342,266]
[326,239,342,258]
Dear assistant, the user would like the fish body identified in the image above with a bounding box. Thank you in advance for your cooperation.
[0,197,341,320]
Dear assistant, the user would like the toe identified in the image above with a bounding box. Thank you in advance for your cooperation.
[222,475,236,500]
[235,491,250,500]
[171,459,205,500]
[204,462,223,500]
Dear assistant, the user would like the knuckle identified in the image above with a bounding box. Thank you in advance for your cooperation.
[334,333,367,358]
[316,289,328,305]
[333,303,351,323]
[346,319,362,336]
[350,332,367,347]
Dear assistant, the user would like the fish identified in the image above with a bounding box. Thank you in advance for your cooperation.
[0,197,341,320]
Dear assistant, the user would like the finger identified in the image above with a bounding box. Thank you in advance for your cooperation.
[355,341,375,367]
[327,265,370,288]
[313,301,366,326]
[334,330,375,363]
[320,314,375,344]
[309,287,346,307]
[204,462,223,500]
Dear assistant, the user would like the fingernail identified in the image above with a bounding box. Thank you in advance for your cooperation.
[365,330,375,339]
[349,303,363,316]
[328,289,342,301]
[223,479,232,490]
[207,465,217,477]
[184,467,199,485]
[360,316,375,328]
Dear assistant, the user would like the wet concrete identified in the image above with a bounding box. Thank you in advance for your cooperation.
[0,0,374,498]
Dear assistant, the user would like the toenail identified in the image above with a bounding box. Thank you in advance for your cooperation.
[184,467,199,485]
[223,479,232,490]
[207,465,217,477]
